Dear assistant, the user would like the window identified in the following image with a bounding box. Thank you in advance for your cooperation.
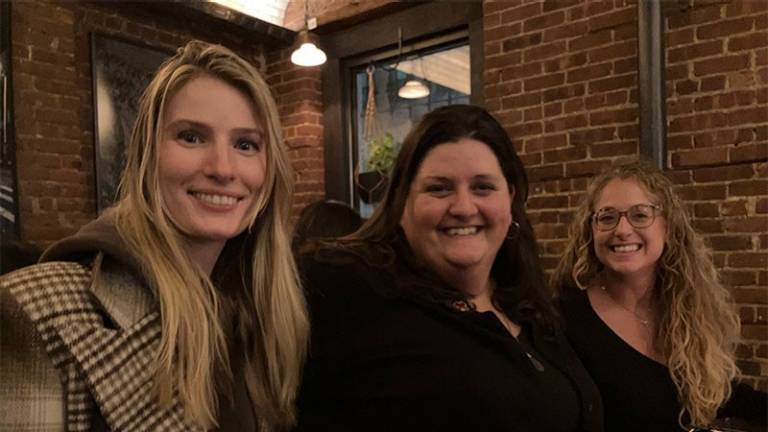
[319,2,483,208]
[352,43,470,216]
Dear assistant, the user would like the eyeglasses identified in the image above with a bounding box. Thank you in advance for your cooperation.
[592,204,662,231]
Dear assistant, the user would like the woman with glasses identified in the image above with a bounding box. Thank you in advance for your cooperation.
[552,160,766,431]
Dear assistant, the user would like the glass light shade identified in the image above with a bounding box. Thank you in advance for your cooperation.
[398,79,430,99]
[291,42,327,67]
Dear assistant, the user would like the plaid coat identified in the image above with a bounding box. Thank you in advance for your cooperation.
[0,255,202,431]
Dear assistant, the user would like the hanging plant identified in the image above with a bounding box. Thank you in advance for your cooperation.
[366,132,397,173]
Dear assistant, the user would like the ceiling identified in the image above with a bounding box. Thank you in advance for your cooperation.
[209,0,291,27]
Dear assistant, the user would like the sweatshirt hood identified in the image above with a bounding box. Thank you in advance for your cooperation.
[40,209,143,274]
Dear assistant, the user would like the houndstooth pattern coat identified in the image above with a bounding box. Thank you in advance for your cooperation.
[0,256,202,431]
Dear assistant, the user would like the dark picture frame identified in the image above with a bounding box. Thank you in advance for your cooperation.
[91,33,169,213]
[0,1,19,239]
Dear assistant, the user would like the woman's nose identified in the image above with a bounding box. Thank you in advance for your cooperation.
[613,213,634,235]
[449,188,477,216]
[203,141,235,182]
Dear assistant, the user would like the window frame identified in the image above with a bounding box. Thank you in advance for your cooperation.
[319,2,483,204]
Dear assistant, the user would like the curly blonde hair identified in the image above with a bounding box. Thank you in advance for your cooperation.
[114,41,308,430]
[552,160,740,428]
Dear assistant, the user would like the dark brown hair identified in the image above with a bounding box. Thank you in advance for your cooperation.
[312,104,555,326]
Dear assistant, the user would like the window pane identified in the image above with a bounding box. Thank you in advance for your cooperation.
[353,44,470,217]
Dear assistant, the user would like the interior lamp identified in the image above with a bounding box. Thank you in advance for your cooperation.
[398,79,430,99]
[291,1,326,67]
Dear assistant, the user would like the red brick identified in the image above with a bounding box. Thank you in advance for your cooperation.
[484,22,523,43]
[544,114,588,133]
[543,146,587,163]
[589,107,637,126]
[523,10,566,33]
[502,32,543,52]
[568,30,612,52]
[500,2,542,23]
[565,160,611,178]
[538,100,560,116]
[700,75,727,91]
[668,5,723,29]
[487,51,525,70]
[590,141,637,157]
[676,183,728,200]
[693,54,751,76]
[692,218,724,233]
[589,8,636,32]
[725,1,768,18]
[501,62,542,80]
[528,195,569,209]
[729,179,768,197]
[724,272,758,287]
[542,84,586,103]
[669,40,724,63]
[525,134,568,152]
[524,72,565,91]
[543,21,588,42]
[567,63,612,83]
[708,235,753,251]
[729,32,768,52]
[667,28,695,48]
[524,40,568,62]
[527,164,564,182]
[694,202,720,217]
[723,217,768,233]
[693,165,755,182]
[502,92,542,109]
[696,17,755,40]
[722,200,750,217]
[757,198,768,214]
[730,143,768,163]
[563,98,585,113]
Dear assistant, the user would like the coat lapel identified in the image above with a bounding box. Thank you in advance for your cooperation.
[14,257,202,431]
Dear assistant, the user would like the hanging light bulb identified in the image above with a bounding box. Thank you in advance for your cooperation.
[291,30,326,67]
[291,1,326,67]
[398,79,430,99]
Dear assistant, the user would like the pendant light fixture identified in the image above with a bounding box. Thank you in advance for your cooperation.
[398,54,430,99]
[291,0,326,67]
[398,79,430,99]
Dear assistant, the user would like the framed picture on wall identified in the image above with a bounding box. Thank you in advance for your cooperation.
[91,33,170,213]
[0,1,19,239]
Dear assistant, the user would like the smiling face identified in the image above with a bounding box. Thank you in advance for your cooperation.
[592,177,666,283]
[400,138,513,284]
[158,74,266,254]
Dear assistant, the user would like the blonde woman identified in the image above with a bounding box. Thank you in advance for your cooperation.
[553,160,766,431]
[0,41,308,431]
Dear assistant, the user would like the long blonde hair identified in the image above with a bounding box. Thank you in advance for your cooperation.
[113,40,308,430]
[552,160,740,428]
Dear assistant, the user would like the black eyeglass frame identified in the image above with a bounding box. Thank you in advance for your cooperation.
[591,204,663,231]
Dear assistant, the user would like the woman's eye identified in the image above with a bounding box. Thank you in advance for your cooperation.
[178,130,202,144]
[425,184,450,194]
[235,139,260,153]
[597,212,617,223]
[474,183,497,193]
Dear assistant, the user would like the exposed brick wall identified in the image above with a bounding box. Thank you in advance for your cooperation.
[483,0,766,387]
[265,47,325,218]
[665,0,768,387]
[483,0,640,267]
[11,1,274,247]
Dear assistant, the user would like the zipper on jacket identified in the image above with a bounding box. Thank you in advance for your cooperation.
[525,351,545,372]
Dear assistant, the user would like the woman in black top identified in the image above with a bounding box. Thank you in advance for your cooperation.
[295,105,602,431]
[553,161,766,431]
